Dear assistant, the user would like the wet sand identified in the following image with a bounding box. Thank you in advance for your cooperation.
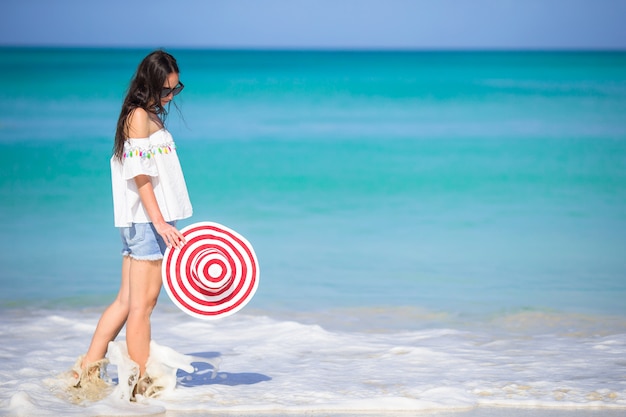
[152,407,626,417]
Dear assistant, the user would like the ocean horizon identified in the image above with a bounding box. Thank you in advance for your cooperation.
[1,47,625,416]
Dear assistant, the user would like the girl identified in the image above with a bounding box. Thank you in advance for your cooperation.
[72,50,193,396]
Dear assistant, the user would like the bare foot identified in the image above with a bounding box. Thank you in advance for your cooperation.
[70,355,109,388]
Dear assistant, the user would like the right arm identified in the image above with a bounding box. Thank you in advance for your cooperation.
[127,108,185,248]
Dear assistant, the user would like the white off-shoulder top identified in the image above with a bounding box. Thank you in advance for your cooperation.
[110,129,193,227]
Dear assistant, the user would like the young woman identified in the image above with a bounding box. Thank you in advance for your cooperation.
[73,50,193,395]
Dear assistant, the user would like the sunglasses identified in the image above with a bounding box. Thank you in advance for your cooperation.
[160,82,184,98]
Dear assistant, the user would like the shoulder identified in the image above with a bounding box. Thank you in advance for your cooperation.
[126,108,151,138]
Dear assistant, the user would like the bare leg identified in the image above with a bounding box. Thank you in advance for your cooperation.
[126,258,163,376]
[82,256,131,365]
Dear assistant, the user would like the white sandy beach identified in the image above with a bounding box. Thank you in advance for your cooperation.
[3,308,625,417]
[155,408,626,417]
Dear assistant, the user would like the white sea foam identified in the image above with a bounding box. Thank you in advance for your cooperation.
[0,307,625,416]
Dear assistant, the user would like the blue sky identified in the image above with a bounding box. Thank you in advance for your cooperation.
[1,0,625,49]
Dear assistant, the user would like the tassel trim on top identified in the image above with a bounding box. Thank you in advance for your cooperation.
[123,142,176,159]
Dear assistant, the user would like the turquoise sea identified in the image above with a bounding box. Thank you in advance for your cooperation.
[1,48,626,416]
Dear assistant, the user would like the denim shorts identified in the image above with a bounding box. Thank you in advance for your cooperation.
[120,221,176,261]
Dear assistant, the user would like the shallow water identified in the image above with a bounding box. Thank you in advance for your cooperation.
[2,308,626,416]
[0,48,625,415]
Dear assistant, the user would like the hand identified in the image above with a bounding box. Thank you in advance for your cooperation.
[154,222,186,249]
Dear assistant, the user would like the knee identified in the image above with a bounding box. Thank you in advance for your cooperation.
[103,295,130,319]
[114,295,130,314]
[128,297,158,318]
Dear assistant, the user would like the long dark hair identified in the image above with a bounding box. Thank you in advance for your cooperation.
[113,50,180,160]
